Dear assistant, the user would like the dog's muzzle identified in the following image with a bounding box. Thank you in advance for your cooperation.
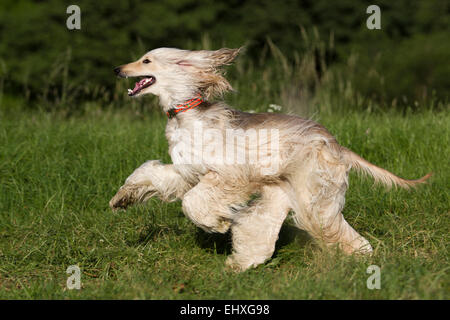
[114,67,127,78]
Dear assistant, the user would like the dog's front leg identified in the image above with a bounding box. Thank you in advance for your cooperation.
[182,172,253,233]
[109,160,191,211]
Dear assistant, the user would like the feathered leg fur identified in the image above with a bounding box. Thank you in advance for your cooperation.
[226,183,292,271]
[182,172,256,233]
[109,160,191,210]
[288,142,373,254]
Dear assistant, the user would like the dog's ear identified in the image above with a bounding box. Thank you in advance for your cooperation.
[169,47,243,100]
[209,47,243,67]
[174,47,243,69]
[176,60,194,67]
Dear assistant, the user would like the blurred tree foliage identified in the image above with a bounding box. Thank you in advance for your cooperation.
[0,0,448,107]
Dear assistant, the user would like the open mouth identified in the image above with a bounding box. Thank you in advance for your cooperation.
[127,76,156,96]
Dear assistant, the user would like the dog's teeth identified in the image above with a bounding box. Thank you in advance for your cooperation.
[128,89,133,94]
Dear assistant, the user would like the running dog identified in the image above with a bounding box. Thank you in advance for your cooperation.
[110,47,430,271]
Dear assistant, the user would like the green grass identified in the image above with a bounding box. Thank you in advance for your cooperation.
[0,103,448,299]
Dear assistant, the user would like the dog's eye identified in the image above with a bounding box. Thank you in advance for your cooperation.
[142,59,151,64]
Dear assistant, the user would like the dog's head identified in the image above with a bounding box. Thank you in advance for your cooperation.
[114,47,241,108]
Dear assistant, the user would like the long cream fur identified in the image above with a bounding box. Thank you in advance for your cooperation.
[110,47,431,271]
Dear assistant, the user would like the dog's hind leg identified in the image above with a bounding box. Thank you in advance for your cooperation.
[289,146,373,255]
[181,172,254,233]
[225,183,292,271]
[109,160,191,211]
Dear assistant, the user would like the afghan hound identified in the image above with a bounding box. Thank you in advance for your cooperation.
[110,47,430,271]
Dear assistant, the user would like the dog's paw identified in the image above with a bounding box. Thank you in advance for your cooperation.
[212,218,232,234]
[225,256,242,272]
[109,186,133,211]
[225,255,252,273]
[109,184,158,211]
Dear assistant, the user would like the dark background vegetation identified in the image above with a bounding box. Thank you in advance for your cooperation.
[0,0,448,110]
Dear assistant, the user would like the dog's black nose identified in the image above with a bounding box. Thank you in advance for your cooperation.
[114,67,121,75]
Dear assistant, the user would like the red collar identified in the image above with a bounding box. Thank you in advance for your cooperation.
[166,95,204,119]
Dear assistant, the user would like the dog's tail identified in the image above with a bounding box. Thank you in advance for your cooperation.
[342,147,432,189]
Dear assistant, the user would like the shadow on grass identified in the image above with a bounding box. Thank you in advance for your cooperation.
[276,224,312,250]
[195,230,232,255]
[194,222,313,257]
[126,223,187,246]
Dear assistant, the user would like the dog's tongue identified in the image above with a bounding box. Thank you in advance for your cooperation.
[128,78,153,96]
[131,79,146,94]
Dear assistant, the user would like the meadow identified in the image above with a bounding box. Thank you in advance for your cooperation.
[0,92,448,299]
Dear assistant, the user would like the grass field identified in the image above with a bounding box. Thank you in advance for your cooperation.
[0,101,448,299]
